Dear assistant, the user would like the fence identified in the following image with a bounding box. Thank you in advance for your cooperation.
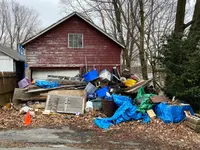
[0,72,17,106]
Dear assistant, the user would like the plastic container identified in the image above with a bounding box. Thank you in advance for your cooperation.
[96,86,109,98]
[102,99,118,117]
[18,78,31,88]
[85,101,93,112]
[87,92,97,99]
[99,69,111,81]
[90,98,102,110]
[85,82,97,93]
[124,79,137,87]
[82,69,98,82]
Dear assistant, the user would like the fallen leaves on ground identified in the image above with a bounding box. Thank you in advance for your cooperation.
[67,111,200,150]
[0,108,200,149]
[0,109,70,130]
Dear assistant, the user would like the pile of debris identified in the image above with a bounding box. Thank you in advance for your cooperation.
[0,67,199,133]
[11,67,150,116]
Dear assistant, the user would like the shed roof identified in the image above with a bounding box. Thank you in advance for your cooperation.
[21,12,125,48]
[0,45,25,62]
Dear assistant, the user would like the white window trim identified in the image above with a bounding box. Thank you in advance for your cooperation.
[68,33,83,48]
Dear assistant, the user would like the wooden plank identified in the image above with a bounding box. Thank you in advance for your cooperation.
[25,84,86,93]
[0,93,12,106]
[150,96,168,103]
[48,79,84,85]
[0,72,16,106]
[18,96,47,101]
[12,88,41,105]
[0,72,16,94]
[48,90,86,97]
[147,109,156,118]
[0,72,4,94]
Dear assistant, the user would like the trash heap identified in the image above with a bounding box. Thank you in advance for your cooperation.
[82,68,196,130]
[4,67,198,132]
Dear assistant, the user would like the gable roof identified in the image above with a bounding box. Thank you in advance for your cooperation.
[21,12,125,48]
[0,45,25,62]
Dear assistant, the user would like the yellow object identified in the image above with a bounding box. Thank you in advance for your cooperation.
[124,79,137,87]
[147,109,156,118]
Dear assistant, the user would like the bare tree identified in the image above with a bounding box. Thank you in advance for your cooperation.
[0,0,41,49]
[59,0,176,80]
[143,0,176,86]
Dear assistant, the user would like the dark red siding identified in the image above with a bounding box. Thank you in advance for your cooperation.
[24,15,122,72]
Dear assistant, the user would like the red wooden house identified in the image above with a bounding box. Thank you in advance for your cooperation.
[22,12,124,80]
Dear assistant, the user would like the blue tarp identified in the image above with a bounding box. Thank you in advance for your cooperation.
[35,80,59,88]
[154,102,194,124]
[112,94,132,106]
[94,95,150,130]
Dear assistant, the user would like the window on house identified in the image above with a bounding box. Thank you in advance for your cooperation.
[68,34,83,48]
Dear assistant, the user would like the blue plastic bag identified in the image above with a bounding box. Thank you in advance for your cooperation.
[35,80,59,88]
[154,102,194,124]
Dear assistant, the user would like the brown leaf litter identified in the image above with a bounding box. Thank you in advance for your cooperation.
[0,108,200,149]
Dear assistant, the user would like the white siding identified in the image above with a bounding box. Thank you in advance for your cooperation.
[0,52,14,72]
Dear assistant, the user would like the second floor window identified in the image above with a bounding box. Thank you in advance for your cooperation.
[68,34,83,48]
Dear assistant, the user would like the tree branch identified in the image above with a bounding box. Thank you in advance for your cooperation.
[184,19,195,29]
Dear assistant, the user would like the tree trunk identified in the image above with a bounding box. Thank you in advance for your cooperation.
[113,0,123,43]
[151,60,156,87]
[113,0,131,70]
[188,0,200,44]
[174,0,186,37]
[138,0,148,80]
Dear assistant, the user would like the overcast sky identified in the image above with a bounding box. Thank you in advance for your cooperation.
[15,0,64,28]
[15,0,196,29]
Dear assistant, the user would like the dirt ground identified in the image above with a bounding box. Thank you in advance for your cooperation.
[0,109,200,150]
